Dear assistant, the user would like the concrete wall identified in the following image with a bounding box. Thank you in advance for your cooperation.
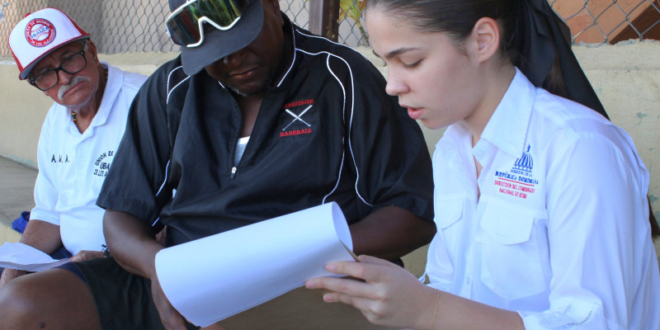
[0,52,177,167]
[1,41,659,274]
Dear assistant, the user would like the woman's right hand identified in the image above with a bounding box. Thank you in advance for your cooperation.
[305,255,438,330]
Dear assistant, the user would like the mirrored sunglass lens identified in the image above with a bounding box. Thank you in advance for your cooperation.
[167,7,202,45]
[196,0,245,26]
[166,0,249,46]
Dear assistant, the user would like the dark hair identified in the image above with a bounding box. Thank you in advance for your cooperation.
[365,0,572,102]
[650,197,660,241]
[366,1,516,58]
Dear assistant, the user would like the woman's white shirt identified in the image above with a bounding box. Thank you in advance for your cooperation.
[425,68,660,329]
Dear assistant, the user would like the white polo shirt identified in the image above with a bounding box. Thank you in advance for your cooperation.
[425,68,660,329]
[30,63,147,255]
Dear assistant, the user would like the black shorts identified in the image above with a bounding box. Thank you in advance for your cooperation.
[72,258,199,330]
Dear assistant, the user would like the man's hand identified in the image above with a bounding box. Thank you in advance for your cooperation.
[155,226,167,245]
[69,250,104,262]
[0,220,63,288]
[0,268,28,288]
[151,274,189,330]
[104,210,187,329]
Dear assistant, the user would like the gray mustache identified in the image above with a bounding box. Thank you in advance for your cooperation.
[58,75,91,99]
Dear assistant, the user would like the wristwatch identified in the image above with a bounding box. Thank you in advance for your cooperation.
[101,244,111,258]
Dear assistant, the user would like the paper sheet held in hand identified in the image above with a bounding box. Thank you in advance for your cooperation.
[0,242,70,271]
[155,202,356,327]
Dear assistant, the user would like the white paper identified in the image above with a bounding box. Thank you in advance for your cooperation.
[155,202,355,327]
[0,242,70,272]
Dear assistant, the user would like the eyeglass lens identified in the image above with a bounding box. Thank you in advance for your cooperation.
[33,51,87,91]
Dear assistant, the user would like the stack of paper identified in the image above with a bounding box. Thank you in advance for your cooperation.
[155,202,355,327]
[0,242,70,272]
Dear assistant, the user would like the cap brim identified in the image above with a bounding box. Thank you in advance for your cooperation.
[19,35,91,80]
[180,0,264,75]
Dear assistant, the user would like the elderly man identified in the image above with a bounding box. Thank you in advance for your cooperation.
[0,8,146,286]
[0,1,435,329]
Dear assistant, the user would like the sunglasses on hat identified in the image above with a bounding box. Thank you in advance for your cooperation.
[166,0,250,48]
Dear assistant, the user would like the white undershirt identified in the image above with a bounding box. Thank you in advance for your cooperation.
[234,137,250,166]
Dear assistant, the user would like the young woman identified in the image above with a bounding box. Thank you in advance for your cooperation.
[306,0,660,329]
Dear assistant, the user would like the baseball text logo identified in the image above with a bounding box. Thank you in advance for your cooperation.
[280,99,314,138]
[25,18,56,47]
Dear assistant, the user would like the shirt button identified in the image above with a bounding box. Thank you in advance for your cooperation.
[460,277,472,298]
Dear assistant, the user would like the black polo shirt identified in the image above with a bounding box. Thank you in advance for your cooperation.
[97,17,434,246]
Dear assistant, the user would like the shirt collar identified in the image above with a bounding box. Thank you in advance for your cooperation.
[480,67,536,158]
[274,14,297,88]
[88,62,122,128]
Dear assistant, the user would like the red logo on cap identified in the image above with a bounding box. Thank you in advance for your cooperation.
[25,18,56,47]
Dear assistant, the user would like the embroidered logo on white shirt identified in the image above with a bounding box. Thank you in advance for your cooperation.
[93,150,114,177]
[51,154,70,163]
[494,145,538,199]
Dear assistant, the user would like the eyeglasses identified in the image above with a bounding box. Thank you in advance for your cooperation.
[165,0,250,48]
[29,44,88,91]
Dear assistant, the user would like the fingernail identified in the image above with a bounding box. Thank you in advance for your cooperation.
[326,264,336,272]
[323,294,335,302]
[305,280,316,289]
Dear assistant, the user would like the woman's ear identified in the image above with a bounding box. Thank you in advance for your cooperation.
[466,17,501,64]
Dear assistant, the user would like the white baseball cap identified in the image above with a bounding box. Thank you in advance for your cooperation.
[8,8,90,80]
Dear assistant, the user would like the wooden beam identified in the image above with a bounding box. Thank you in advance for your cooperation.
[308,0,340,41]
[610,0,660,44]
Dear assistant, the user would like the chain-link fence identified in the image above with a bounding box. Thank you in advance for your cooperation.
[0,0,173,55]
[0,0,659,57]
[337,0,660,46]
[551,0,660,44]
[0,0,311,56]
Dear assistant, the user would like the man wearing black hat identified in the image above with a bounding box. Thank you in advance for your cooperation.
[0,0,435,329]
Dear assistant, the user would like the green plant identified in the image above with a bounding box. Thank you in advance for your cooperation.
[338,0,369,46]
[306,0,370,45]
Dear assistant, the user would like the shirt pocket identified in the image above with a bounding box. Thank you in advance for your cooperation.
[478,202,546,301]
[426,197,465,285]
[434,197,464,230]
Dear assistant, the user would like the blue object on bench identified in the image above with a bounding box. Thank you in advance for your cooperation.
[11,211,30,233]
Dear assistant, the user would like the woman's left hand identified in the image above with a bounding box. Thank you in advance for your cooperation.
[305,255,437,330]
